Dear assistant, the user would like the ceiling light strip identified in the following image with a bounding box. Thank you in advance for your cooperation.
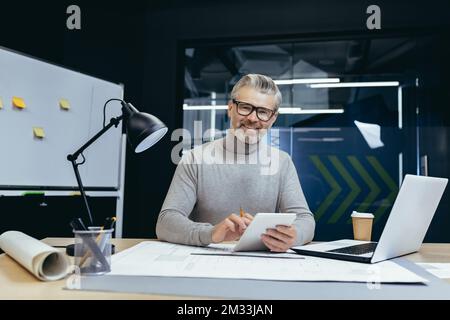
[183,106,344,114]
[274,78,340,85]
[183,105,228,110]
[310,81,400,88]
[279,108,344,114]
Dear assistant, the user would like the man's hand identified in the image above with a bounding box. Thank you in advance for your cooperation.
[211,213,254,243]
[261,225,297,252]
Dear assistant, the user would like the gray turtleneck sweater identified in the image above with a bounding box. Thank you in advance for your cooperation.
[156,132,315,247]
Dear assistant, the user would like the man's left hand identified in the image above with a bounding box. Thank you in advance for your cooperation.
[261,225,297,252]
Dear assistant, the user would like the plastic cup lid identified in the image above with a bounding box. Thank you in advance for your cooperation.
[351,211,374,219]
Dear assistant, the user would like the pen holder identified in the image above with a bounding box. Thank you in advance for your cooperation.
[73,228,113,276]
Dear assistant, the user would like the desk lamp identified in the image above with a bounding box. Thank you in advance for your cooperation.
[66,99,168,256]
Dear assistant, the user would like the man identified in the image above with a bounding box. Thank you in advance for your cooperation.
[156,74,315,252]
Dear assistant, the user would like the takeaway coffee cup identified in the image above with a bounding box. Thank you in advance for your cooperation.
[351,211,374,241]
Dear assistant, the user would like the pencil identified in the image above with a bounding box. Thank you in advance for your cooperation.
[79,216,116,267]
[79,227,104,267]
[240,206,244,218]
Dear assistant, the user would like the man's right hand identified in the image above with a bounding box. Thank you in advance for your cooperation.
[211,213,254,243]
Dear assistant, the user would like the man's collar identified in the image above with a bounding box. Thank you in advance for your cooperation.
[222,130,263,155]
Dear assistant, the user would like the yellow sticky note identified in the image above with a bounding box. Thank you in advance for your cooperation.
[59,98,70,110]
[12,96,26,109]
[33,127,45,139]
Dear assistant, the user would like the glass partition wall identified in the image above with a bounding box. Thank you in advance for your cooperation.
[181,34,449,241]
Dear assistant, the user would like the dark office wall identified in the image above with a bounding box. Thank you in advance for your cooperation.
[0,3,64,62]
[1,1,450,239]
[136,0,450,238]
[0,1,148,237]
[0,1,147,118]
[416,41,450,242]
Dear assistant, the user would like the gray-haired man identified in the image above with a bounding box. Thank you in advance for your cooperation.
[156,74,315,252]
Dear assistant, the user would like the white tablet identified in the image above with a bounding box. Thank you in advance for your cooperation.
[233,213,297,252]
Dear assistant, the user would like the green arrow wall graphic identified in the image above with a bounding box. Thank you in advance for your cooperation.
[327,156,361,224]
[348,155,381,215]
[366,156,398,222]
[309,155,341,221]
[309,155,397,224]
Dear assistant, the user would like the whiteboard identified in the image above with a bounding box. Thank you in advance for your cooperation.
[0,47,124,190]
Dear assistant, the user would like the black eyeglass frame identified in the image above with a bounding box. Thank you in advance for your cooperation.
[232,99,277,122]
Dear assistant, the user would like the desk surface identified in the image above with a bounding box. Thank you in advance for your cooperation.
[1,238,450,300]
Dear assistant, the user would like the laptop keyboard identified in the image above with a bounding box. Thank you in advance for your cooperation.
[327,242,377,255]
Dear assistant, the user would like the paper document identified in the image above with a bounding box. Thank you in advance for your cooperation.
[194,243,304,259]
[0,231,69,281]
[354,120,384,149]
[109,242,426,283]
[417,263,450,279]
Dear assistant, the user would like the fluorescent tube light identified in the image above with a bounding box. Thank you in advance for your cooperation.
[278,108,344,114]
[183,105,344,114]
[183,105,228,110]
[274,78,340,85]
[310,81,400,88]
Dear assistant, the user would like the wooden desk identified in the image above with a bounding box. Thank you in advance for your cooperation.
[1,238,450,300]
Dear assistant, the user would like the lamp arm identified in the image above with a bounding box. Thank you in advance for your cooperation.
[67,115,123,226]
[68,115,123,161]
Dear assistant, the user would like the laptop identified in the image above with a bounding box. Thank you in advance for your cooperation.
[292,175,448,263]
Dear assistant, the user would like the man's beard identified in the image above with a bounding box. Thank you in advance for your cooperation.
[230,124,268,145]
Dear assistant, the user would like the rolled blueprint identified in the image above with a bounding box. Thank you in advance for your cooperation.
[0,231,69,281]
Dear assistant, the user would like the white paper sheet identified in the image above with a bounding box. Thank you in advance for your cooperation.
[354,120,384,149]
[292,239,370,252]
[0,231,69,281]
[109,241,427,283]
[191,243,305,259]
[417,263,450,279]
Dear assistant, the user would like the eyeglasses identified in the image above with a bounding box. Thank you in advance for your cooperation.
[232,99,276,122]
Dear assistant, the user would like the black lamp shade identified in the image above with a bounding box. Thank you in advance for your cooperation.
[122,103,168,153]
